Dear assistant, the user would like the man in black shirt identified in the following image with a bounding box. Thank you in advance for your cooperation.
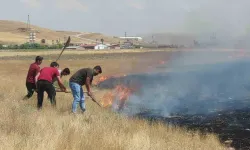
[69,66,102,113]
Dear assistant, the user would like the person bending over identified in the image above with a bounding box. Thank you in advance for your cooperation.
[35,62,67,109]
[52,68,70,88]
[69,66,102,113]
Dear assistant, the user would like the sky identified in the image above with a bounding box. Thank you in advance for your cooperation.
[1,0,250,36]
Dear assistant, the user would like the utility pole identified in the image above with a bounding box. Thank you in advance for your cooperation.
[27,14,30,31]
[27,15,36,44]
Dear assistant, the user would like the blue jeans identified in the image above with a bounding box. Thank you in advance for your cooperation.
[69,82,85,113]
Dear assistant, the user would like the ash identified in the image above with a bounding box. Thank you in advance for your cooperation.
[136,101,250,150]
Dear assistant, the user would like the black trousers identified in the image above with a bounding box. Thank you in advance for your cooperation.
[37,80,56,109]
[24,82,36,99]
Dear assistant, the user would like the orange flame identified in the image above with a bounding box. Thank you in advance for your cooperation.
[94,74,128,85]
[101,84,135,110]
[93,75,111,85]
[99,76,109,82]
[101,91,114,107]
[159,60,165,64]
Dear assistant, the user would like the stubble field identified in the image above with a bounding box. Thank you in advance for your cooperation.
[0,49,227,150]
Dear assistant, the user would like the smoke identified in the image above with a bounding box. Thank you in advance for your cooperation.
[140,0,250,48]
[99,51,250,117]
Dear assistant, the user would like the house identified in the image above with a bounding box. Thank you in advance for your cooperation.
[69,42,83,46]
[120,41,134,49]
[119,36,143,41]
[66,46,81,50]
[94,44,109,50]
[109,44,120,49]
[81,44,97,49]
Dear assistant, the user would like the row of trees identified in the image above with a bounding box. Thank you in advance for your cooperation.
[0,43,64,50]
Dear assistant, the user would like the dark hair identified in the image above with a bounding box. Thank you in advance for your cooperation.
[62,68,70,74]
[94,65,102,73]
[35,56,43,62]
[50,62,59,67]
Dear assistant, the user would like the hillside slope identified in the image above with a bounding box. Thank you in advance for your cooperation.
[0,20,120,45]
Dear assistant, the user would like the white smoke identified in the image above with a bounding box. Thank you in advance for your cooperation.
[111,51,250,117]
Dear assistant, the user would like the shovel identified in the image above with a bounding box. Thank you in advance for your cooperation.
[56,89,102,107]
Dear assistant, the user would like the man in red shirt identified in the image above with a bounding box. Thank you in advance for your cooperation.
[35,62,67,109]
[23,56,43,100]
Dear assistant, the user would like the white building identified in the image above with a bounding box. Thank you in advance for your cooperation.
[119,36,143,40]
[94,44,109,50]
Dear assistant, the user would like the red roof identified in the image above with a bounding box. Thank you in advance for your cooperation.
[80,44,97,47]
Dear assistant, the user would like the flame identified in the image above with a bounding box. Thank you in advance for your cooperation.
[159,60,165,64]
[100,91,114,107]
[94,74,128,85]
[99,76,109,82]
[93,75,111,85]
[227,50,249,60]
[101,84,134,110]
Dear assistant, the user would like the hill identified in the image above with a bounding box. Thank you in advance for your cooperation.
[0,20,120,45]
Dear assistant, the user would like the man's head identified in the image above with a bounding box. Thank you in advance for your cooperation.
[50,62,59,68]
[35,56,43,65]
[93,65,102,76]
[61,68,70,76]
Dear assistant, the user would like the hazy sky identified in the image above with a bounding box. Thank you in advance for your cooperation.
[1,0,250,36]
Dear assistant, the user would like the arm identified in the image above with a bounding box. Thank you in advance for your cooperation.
[35,72,40,85]
[86,77,91,93]
[35,67,40,76]
[34,66,40,83]
[85,77,99,104]
[86,77,96,99]
[56,76,67,92]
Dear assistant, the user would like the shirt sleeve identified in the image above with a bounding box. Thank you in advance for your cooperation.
[86,69,93,78]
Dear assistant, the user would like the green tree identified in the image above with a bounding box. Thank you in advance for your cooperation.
[41,39,46,44]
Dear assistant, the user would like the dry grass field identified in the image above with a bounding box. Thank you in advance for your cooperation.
[0,50,227,150]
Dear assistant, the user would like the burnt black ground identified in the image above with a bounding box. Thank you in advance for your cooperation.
[98,58,250,150]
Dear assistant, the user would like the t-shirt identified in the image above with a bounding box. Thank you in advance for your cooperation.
[69,68,93,86]
[38,67,60,83]
[52,69,61,83]
[26,62,40,83]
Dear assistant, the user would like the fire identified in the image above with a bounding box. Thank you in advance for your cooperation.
[97,74,139,109]
[228,50,249,60]
[94,74,128,85]
[159,60,165,64]
[93,75,111,85]
[98,76,109,82]
[101,85,134,110]
[101,91,114,107]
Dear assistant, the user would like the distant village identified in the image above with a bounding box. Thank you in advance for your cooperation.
[66,36,143,50]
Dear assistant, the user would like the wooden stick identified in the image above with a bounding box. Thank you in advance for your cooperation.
[55,89,98,93]
[55,36,71,62]
[90,96,102,107]
[55,89,103,107]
